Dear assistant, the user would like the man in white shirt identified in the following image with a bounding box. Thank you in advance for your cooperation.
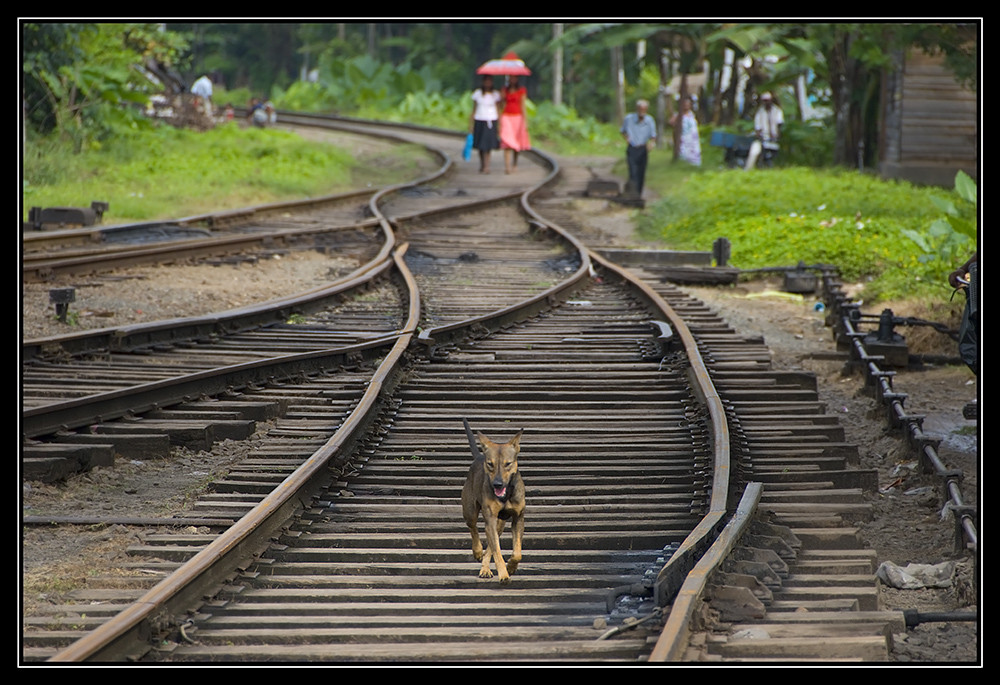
[620,99,657,196]
[746,92,784,170]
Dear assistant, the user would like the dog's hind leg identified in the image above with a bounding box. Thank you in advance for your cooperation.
[462,486,485,561]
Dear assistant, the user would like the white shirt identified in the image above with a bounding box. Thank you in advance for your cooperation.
[754,104,784,142]
[191,75,213,99]
[472,89,501,121]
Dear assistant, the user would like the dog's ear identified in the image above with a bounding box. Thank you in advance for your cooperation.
[508,430,523,451]
[476,432,495,450]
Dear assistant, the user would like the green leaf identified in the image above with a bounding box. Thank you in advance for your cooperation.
[945,216,976,240]
[900,228,930,252]
[954,170,977,205]
[929,195,958,216]
[927,218,953,238]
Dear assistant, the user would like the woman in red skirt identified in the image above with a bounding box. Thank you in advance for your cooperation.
[499,75,531,174]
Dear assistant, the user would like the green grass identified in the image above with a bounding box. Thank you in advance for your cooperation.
[22,122,425,224]
[635,151,976,304]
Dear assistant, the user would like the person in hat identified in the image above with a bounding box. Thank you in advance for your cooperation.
[499,74,531,173]
[746,91,784,170]
[469,75,502,173]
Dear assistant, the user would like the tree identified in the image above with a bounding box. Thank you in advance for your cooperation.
[807,22,977,168]
[22,22,189,150]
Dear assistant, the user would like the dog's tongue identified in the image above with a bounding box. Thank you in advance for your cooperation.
[494,485,507,498]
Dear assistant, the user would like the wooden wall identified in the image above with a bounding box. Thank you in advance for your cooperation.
[879,49,978,187]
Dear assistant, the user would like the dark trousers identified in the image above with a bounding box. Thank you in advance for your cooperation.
[958,261,979,375]
[626,144,648,196]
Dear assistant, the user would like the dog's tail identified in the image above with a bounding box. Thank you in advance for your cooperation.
[462,418,482,460]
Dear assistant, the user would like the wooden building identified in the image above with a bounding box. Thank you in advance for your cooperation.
[879,49,978,187]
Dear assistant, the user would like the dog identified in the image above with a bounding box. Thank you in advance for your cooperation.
[461,420,525,583]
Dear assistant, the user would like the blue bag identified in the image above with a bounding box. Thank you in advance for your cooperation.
[463,133,473,161]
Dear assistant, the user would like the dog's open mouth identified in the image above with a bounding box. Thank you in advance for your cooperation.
[493,484,507,499]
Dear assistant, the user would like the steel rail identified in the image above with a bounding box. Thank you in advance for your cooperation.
[47,243,421,663]
[22,218,383,282]
[647,482,763,661]
[516,147,736,619]
[413,140,739,661]
[41,116,737,663]
[22,115,451,283]
[22,188,375,252]
[413,143,590,345]
[22,248,395,362]
[22,124,455,361]
[44,116,528,662]
[21,328,402,439]
[584,250,734,611]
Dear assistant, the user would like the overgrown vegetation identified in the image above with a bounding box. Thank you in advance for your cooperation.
[638,160,977,303]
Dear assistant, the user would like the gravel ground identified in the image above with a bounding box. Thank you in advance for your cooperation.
[20,158,980,665]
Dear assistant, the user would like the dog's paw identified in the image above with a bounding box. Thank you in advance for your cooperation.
[478,567,494,579]
[498,573,511,585]
[507,561,519,575]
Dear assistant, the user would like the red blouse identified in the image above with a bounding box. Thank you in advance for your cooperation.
[502,86,527,116]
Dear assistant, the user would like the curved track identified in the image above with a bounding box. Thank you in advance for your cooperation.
[21,113,973,664]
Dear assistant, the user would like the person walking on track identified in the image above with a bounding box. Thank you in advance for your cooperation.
[499,74,531,174]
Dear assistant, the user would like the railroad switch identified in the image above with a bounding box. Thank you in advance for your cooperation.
[863,308,909,367]
[26,201,108,230]
[585,178,621,198]
[712,238,731,267]
[49,288,76,323]
[782,261,817,294]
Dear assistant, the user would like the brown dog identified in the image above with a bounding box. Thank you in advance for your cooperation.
[461,422,525,583]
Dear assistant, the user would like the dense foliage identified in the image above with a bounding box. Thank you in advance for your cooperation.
[22,23,188,150]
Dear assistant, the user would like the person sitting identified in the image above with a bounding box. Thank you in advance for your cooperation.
[248,97,268,127]
[745,92,783,170]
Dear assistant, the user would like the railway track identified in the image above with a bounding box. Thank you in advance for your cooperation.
[21,113,977,664]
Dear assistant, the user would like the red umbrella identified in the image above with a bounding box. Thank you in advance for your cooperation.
[476,51,531,76]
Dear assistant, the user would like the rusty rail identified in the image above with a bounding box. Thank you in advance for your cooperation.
[47,243,421,663]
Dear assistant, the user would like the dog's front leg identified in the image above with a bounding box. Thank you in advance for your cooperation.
[508,514,524,574]
[467,522,484,561]
[483,513,510,583]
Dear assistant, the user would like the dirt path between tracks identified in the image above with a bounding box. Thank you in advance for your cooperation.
[21,155,979,664]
